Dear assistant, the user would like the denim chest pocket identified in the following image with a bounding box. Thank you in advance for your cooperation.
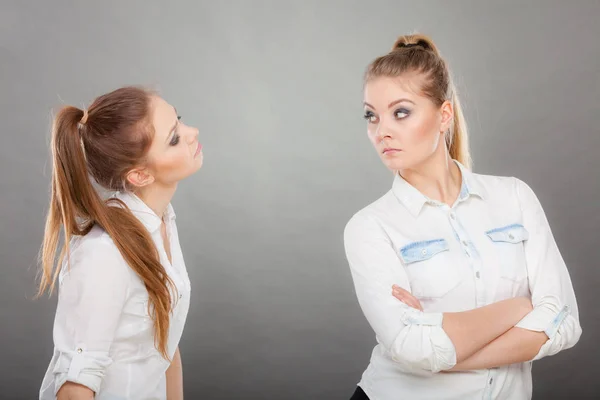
[398,239,461,299]
[485,224,529,282]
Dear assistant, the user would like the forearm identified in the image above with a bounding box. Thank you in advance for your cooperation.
[443,297,532,363]
[449,327,548,371]
[56,382,95,400]
[166,347,184,400]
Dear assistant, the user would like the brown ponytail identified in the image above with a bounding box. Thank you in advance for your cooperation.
[38,87,175,360]
[365,33,472,169]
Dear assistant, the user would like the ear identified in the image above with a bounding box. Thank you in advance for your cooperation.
[439,100,454,133]
[125,167,155,188]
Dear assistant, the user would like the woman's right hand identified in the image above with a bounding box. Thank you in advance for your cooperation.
[392,284,424,311]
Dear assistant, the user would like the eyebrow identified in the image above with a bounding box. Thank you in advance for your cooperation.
[165,107,179,143]
[363,98,415,109]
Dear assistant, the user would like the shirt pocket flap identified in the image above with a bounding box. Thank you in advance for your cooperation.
[485,224,529,244]
[399,239,450,264]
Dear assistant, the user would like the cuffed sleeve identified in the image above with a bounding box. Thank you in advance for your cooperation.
[514,179,582,359]
[52,346,112,394]
[52,235,130,395]
[344,213,457,373]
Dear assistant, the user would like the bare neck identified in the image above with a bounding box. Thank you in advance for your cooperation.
[399,151,462,206]
[134,183,177,219]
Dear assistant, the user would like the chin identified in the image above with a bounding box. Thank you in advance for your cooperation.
[383,158,410,172]
[194,157,203,171]
[194,153,203,168]
[384,151,429,172]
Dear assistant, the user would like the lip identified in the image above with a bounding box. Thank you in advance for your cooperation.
[382,148,401,154]
[194,142,202,157]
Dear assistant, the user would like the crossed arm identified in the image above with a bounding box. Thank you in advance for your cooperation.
[345,180,581,373]
[392,285,549,370]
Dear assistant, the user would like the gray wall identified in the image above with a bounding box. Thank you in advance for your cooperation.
[1,0,598,399]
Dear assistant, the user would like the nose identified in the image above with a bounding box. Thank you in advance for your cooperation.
[375,122,391,142]
[186,125,199,144]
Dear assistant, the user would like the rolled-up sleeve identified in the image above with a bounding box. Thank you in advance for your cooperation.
[514,178,582,360]
[344,213,456,373]
[52,237,130,395]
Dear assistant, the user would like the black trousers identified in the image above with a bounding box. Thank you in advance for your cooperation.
[350,386,369,400]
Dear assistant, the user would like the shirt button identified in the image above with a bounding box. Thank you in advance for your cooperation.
[179,293,183,299]
[508,233,515,240]
[489,378,493,384]
[462,239,468,247]
[475,271,480,279]
[450,213,456,220]
[421,249,427,256]
[77,348,83,354]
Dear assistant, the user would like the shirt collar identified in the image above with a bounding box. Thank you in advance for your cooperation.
[455,160,484,201]
[392,159,484,216]
[111,191,176,233]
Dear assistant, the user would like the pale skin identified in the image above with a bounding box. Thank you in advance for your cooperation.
[364,74,548,369]
[57,96,201,399]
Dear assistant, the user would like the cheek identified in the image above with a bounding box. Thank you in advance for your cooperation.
[367,125,378,143]
[151,149,189,174]
[404,116,439,146]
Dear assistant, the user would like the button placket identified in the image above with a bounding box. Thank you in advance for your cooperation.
[447,207,487,306]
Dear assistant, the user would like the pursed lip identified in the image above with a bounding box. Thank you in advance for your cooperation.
[382,147,401,154]
[194,142,202,157]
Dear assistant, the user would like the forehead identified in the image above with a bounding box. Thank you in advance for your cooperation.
[150,96,176,139]
[364,73,428,106]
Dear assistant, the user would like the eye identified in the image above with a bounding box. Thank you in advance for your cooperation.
[363,110,378,124]
[394,108,410,119]
[169,117,182,146]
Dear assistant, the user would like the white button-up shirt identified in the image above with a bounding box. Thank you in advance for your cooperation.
[39,192,191,400]
[344,161,582,400]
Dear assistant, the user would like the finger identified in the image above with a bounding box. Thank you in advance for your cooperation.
[401,293,423,311]
[392,288,423,311]
[397,289,419,306]
[392,288,410,299]
[407,298,422,310]
[415,300,424,312]
[392,286,409,297]
[392,288,407,301]
[392,291,404,302]
[394,292,420,310]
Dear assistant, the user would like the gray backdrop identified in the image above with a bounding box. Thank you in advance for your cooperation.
[1,0,598,399]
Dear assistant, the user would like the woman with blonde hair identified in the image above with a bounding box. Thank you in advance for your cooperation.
[344,34,581,400]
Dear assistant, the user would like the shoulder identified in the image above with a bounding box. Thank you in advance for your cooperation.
[470,171,543,213]
[344,190,395,242]
[470,170,519,192]
[61,225,131,282]
[471,170,538,198]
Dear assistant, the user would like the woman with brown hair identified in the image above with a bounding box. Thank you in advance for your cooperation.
[38,86,203,399]
[344,34,581,399]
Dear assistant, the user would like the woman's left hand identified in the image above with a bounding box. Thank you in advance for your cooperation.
[392,284,423,311]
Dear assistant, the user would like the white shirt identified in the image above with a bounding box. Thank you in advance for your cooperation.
[39,192,191,400]
[344,161,582,400]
